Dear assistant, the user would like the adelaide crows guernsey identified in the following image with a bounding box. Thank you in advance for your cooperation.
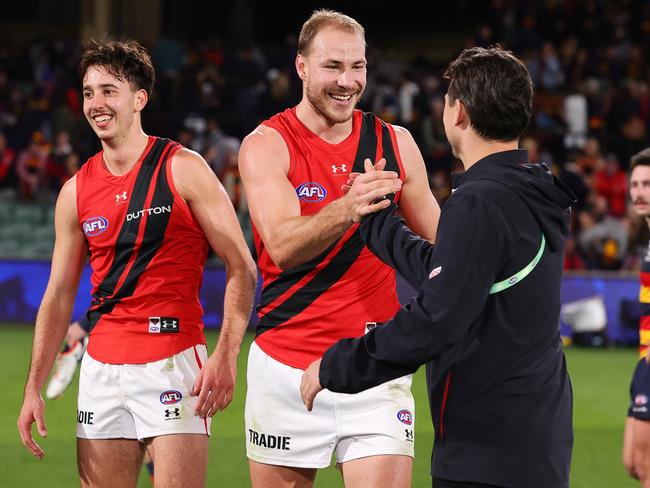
[640,240,650,358]
[76,136,209,364]
[254,108,404,369]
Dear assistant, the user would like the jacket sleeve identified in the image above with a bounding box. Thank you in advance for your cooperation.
[320,191,506,393]
[359,203,435,289]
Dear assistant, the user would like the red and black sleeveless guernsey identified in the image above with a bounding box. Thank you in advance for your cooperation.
[76,136,209,364]
[254,108,405,369]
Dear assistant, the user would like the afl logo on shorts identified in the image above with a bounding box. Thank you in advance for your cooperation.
[160,390,183,405]
[83,216,109,236]
[296,182,327,202]
[397,409,413,425]
[635,394,648,407]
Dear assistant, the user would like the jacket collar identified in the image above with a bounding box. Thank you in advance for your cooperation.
[452,149,530,189]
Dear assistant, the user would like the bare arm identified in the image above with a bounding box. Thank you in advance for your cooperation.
[239,125,402,270]
[17,176,87,458]
[393,126,440,243]
[171,149,257,417]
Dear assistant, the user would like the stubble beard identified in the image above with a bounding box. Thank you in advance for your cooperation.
[305,80,360,127]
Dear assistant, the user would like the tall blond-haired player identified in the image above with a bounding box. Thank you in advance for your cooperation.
[239,9,439,488]
[17,38,256,487]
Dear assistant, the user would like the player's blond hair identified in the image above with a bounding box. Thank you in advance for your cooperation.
[298,9,366,56]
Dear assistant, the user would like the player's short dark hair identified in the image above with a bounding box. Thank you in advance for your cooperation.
[630,148,650,172]
[444,46,533,142]
[79,38,155,97]
[298,9,365,56]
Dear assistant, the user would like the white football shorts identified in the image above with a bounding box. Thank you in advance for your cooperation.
[245,341,415,468]
[76,344,211,440]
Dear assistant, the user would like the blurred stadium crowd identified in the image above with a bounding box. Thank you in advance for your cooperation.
[1,0,650,269]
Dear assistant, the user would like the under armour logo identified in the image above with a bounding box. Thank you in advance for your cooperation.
[115,191,128,203]
[165,408,180,418]
[331,164,348,174]
[150,316,179,333]
[405,429,414,440]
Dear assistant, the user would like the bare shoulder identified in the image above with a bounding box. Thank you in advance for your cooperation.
[241,124,284,147]
[239,124,289,174]
[170,147,218,202]
[171,146,207,169]
[391,124,417,148]
[54,175,81,229]
[57,174,78,208]
[59,174,77,197]
[170,147,213,179]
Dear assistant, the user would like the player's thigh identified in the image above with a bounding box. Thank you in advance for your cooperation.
[123,345,211,440]
[146,433,208,488]
[245,342,336,468]
[624,416,638,476]
[634,419,650,474]
[77,438,145,488]
[340,454,412,488]
[249,459,317,488]
[335,374,415,464]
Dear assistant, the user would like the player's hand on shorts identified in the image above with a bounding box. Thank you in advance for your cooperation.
[300,358,324,411]
[345,158,402,222]
[17,390,47,459]
[192,350,237,418]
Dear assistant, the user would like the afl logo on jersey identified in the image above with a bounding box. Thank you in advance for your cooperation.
[296,182,327,202]
[83,216,109,236]
[397,409,413,425]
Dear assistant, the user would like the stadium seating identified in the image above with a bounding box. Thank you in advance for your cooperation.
[0,198,54,259]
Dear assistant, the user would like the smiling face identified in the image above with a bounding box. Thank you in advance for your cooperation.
[82,65,147,143]
[297,27,366,126]
[630,165,650,218]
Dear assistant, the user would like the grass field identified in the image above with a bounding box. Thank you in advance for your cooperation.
[0,324,641,487]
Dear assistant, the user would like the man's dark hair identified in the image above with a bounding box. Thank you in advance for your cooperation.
[444,46,533,142]
[630,148,650,172]
[79,38,155,97]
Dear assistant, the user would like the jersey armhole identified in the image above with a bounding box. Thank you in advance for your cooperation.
[164,144,191,211]
[261,121,295,181]
[74,161,90,225]
[386,123,406,203]
[75,173,82,224]
[387,124,407,183]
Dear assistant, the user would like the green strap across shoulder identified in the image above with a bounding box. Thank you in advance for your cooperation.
[489,234,546,294]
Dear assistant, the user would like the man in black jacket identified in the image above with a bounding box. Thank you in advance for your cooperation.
[301,46,575,488]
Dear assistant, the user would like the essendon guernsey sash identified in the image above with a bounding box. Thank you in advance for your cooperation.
[253,109,404,368]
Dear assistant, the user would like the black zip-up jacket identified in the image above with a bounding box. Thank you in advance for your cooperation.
[319,150,575,488]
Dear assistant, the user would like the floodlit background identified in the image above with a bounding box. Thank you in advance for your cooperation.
[0,1,647,486]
